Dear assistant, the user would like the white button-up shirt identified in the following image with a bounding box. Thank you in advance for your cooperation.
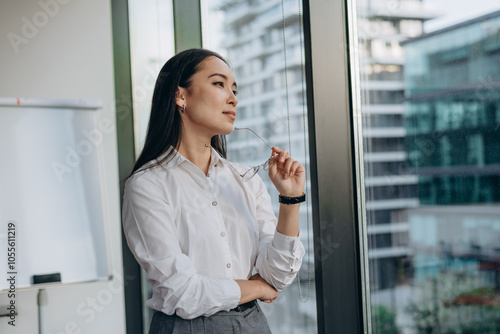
[122,147,305,319]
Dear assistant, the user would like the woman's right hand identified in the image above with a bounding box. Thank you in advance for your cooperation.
[249,273,278,303]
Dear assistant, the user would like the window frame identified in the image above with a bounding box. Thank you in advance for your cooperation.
[304,0,370,332]
[114,0,371,333]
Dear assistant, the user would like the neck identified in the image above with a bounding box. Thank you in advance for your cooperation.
[177,135,212,175]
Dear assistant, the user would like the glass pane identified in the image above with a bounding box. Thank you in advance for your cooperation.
[128,1,175,332]
[128,0,175,155]
[356,0,500,333]
[201,1,317,333]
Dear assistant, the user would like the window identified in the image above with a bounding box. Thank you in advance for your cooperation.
[201,1,316,333]
[127,1,175,331]
[356,1,500,332]
[120,1,500,333]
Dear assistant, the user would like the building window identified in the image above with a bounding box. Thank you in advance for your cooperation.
[356,1,500,333]
[201,1,316,333]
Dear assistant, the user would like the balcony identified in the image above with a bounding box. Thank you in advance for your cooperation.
[364,151,408,162]
[361,104,405,115]
[367,222,409,235]
[366,198,420,210]
[359,0,441,21]
[368,246,410,259]
[364,175,418,187]
[361,80,405,91]
[362,127,406,138]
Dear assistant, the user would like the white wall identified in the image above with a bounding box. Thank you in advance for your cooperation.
[0,0,126,333]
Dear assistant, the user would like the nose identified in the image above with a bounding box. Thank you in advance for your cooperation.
[228,89,238,106]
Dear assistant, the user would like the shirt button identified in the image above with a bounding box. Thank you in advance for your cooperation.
[214,163,218,167]
[220,232,225,237]
[212,201,217,206]
[226,263,231,268]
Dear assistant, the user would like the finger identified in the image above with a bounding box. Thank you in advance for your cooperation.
[268,154,279,175]
[279,149,289,163]
[271,147,282,161]
[289,160,301,177]
[283,157,294,176]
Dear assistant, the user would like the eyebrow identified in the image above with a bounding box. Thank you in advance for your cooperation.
[208,73,237,88]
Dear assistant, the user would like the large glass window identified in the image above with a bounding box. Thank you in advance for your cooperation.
[127,1,175,331]
[128,0,175,155]
[356,1,500,332]
[201,1,317,333]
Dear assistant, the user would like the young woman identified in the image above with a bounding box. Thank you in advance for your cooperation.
[122,48,306,333]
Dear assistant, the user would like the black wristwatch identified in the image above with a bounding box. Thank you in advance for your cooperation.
[279,192,306,205]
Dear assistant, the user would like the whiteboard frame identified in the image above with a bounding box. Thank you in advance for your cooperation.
[0,97,113,291]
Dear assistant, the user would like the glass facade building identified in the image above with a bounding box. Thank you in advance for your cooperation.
[356,0,438,297]
[398,10,500,333]
[404,11,500,205]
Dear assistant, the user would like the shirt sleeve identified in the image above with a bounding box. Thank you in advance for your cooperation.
[252,176,306,291]
[122,172,241,319]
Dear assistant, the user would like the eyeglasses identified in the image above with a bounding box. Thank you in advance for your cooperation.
[227,127,274,182]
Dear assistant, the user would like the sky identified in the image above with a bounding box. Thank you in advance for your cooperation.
[424,0,500,32]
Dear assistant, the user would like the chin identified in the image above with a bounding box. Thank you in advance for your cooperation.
[219,128,233,136]
[218,124,234,136]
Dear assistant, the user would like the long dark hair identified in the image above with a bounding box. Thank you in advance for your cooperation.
[130,48,228,175]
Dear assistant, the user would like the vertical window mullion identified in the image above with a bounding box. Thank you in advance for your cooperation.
[303,0,367,333]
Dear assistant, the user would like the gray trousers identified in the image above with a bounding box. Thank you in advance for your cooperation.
[148,301,272,334]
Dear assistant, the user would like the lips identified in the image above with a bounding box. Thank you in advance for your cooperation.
[223,111,236,120]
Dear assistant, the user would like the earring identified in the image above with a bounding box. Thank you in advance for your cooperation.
[180,105,185,113]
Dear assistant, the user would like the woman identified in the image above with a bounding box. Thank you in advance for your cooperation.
[122,48,306,333]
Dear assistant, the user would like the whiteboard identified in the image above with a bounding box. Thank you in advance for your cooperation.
[0,97,111,290]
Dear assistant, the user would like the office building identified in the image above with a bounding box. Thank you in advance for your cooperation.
[356,0,439,291]
[403,10,500,206]
[401,10,500,332]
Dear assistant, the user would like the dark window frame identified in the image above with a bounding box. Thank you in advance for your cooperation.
[113,0,369,333]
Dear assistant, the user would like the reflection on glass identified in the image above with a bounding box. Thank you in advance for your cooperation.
[202,1,316,333]
[128,0,175,155]
[357,0,500,332]
[128,1,175,332]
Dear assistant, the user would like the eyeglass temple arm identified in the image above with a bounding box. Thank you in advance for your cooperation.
[224,159,245,178]
[234,127,273,150]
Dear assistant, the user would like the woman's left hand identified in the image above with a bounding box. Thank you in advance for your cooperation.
[268,147,305,197]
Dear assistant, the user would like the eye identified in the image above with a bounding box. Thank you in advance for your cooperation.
[214,82,224,87]
[232,90,238,96]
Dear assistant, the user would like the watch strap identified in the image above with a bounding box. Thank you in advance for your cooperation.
[279,192,306,205]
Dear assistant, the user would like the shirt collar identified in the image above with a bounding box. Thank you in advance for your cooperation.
[157,146,226,170]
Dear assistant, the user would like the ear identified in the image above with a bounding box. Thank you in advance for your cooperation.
[175,86,187,107]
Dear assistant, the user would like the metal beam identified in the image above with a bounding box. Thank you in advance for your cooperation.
[110,0,143,333]
[303,0,367,332]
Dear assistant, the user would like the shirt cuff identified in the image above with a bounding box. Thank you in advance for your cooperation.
[219,278,241,310]
[272,229,302,254]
